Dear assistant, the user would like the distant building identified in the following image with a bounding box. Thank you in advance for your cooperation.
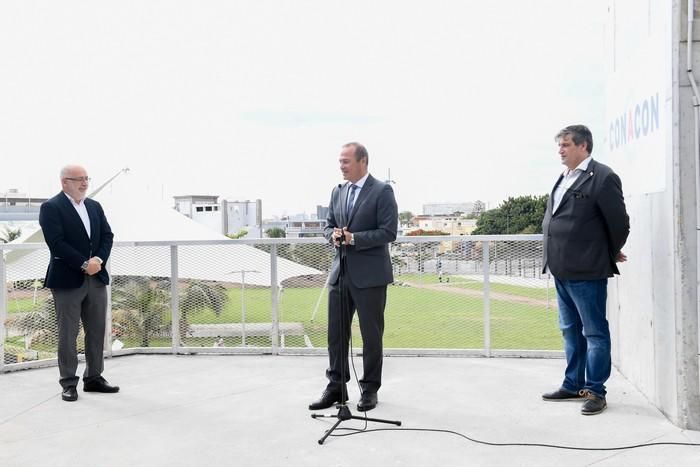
[262,213,327,238]
[409,215,477,236]
[0,189,48,221]
[173,195,262,238]
[173,195,221,232]
[222,199,262,238]
[405,214,477,254]
[423,202,474,216]
[316,205,329,221]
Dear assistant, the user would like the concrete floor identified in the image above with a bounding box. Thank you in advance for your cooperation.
[1,354,699,467]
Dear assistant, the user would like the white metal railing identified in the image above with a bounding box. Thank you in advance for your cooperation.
[1,235,561,373]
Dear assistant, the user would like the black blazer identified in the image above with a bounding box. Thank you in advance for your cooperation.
[541,159,629,280]
[39,192,114,288]
[324,174,398,288]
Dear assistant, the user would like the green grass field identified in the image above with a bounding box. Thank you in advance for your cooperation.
[5,296,44,313]
[5,279,563,355]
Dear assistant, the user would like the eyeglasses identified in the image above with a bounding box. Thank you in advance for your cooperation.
[64,176,91,182]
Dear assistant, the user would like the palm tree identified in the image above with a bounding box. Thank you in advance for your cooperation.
[111,276,170,347]
[179,281,229,338]
[110,277,230,345]
[0,226,22,243]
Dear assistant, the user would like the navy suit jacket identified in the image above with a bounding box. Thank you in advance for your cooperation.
[541,159,629,280]
[324,174,398,288]
[39,192,114,289]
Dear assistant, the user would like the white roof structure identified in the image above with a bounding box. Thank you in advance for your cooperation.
[3,170,322,286]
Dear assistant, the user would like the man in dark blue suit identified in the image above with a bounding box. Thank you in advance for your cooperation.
[309,142,398,412]
[541,125,629,415]
[39,165,119,402]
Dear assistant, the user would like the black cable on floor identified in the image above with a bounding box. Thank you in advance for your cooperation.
[324,426,700,451]
[333,317,696,451]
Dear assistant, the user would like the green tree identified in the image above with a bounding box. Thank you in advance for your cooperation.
[265,227,286,238]
[472,195,548,235]
[0,226,22,243]
[399,211,414,226]
[470,200,486,218]
[227,229,248,239]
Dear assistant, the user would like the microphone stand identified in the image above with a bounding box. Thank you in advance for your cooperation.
[311,230,401,445]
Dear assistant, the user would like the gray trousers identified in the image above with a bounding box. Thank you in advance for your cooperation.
[51,275,108,389]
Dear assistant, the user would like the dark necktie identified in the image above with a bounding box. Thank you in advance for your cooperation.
[347,184,358,214]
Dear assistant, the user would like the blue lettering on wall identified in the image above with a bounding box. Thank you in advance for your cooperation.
[608,92,660,151]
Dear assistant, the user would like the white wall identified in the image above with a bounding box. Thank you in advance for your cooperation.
[605,0,700,429]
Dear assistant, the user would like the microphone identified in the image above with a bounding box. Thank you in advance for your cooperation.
[336,183,344,245]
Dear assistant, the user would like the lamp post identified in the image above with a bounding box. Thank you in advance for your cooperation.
[228,269,260,346]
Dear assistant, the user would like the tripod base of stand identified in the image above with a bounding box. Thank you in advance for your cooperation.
[311,404,402,444]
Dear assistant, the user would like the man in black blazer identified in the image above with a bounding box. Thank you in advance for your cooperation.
[39,165,119,402]
[541,125,629,415]
[309,142,398,412]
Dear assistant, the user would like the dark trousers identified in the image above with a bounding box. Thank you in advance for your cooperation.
[326,276,387,394]
[51,275,108,389]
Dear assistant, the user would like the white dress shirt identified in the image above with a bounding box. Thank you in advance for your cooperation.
[63,192,91,238]
[552,157,592,213]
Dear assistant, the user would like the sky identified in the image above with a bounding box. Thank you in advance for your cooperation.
[0,0,608,218]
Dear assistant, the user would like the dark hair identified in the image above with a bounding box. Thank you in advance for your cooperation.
[343,142,369,164]
[555,125,593,155]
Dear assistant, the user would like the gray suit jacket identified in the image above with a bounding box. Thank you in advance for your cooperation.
[324,174,398,288]
[541,159,630,280]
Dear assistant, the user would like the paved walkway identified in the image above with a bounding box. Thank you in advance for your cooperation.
[1,355,699,466]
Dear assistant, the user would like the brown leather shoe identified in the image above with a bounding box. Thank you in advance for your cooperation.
[83,377,120,393]
[357,392,378,412]
[308,389,347,410]
[580,390,607,415]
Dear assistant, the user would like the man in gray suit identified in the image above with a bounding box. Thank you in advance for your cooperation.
[309,142,398,412]
[40,165,119,402]
[541,125,629,415]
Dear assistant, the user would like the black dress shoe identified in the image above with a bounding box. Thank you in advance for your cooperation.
[83,377,120,393]
[357,392,378,412]
[62,386,78,402]
[542,388,584,401]
[308,389,347,410]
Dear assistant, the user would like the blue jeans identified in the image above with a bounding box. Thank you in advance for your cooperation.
[554,278,610,397]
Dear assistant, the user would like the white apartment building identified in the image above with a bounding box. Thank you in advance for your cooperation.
[422,202,474,216]
[222,199,262,238]
[410,215,477,235]
[173,195,262,237]
[262,213,327,238]
[173,195,221,233]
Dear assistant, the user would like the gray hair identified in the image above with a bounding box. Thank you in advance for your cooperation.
[555,125,593,155]
[59,165,85,179]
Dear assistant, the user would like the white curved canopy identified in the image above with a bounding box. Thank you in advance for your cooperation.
[3,171,321,286]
